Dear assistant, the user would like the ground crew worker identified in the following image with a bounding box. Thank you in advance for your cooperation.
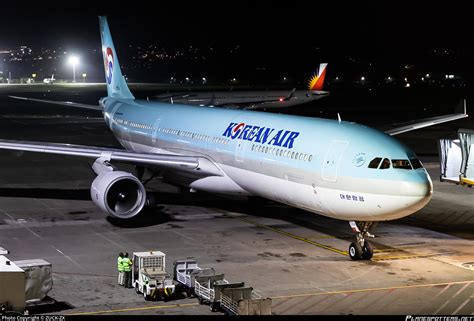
[123,252,133,288]
[117,252,124,286]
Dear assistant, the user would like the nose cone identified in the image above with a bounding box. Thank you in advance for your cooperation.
[398,170,433,216]
[400,171,433,197]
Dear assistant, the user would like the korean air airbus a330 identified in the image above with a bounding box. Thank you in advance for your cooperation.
[0,17,468,260]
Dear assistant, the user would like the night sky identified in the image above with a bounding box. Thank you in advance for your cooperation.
[1,2,474,83]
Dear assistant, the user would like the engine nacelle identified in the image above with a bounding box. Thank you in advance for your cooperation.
[91,171,146,219]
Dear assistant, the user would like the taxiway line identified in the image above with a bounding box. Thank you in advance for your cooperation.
[372,252,454,261]
[270,280,474,300]
[223,212,349,256]
[66,303,200,315]
[221,211,451,262]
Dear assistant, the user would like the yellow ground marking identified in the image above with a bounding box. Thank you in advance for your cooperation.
[299,234,341,239]
[219,211,439,261]
[372,252,453,261]
[223,212,348,256]
[271,280,474,300]
[66,303,199,315]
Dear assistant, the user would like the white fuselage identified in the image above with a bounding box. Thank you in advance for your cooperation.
[102,97,433,222]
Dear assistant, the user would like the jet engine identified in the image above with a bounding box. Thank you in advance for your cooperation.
[91,171,146,219]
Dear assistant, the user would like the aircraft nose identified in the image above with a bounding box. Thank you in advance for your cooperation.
[400,174,432,197]
[399,171,433,212]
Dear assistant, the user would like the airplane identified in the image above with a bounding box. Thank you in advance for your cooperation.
[0,17,468,260]
[154,63,329,109]
[43,74,55,84]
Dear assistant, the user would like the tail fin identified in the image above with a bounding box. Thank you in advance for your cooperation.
[307,63,328,91]
[98,16,134,100]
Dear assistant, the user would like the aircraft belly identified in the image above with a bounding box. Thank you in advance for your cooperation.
[221,164,324,212]
[222,165,428,221]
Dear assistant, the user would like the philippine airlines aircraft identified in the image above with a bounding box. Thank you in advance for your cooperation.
[155,63,329,109]
[0,17,468,260]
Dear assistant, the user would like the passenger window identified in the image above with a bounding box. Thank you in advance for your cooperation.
[410,158,423,169]
[368,157,382,169]
[392,159,412,169]
[379,158,391,169]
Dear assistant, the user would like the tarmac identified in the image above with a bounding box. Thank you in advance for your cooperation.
[0,84,472,315]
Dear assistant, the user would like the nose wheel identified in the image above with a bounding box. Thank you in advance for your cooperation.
[348,221,376,260]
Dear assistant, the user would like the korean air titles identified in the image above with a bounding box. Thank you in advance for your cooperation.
[222,122,300,149]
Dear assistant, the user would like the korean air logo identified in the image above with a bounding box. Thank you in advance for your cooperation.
[231,123,246,139]
[105,47,114,85]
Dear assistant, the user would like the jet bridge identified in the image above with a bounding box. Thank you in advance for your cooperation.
[438,128,474,187]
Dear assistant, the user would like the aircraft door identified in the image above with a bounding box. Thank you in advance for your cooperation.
[151,118,161,145]
[234,120,251,163]
[322,140,348,182]
[235,140,246,162]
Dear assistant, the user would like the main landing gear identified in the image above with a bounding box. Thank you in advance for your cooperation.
[348,221,377,260]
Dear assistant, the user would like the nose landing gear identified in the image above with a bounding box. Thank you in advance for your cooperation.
[348,221,377,260]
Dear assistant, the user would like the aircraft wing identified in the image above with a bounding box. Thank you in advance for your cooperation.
[9,95,102,111]
[155,89,330,110]
[0,139,223,177]
[384,99,468,136]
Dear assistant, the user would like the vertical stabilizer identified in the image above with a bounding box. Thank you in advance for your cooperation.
[308,63,328,91]
[98,16,134,99]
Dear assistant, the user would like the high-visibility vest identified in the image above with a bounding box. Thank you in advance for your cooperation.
[117,257,124,272]
[122,258,131,272]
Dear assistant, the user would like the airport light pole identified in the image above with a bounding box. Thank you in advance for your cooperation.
[68,56,79,83]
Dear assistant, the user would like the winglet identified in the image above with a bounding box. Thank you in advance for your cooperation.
[455,98,468,116]
[337,113,342,123]
[284,88,297,101]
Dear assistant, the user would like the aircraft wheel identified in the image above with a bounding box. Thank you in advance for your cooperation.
[362,241,373,260]
[143,287,151,301]
[186,288,193,297]
[349,242,363,260]
[210,302,219,312]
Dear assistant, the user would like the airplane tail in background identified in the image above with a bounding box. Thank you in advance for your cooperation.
[98,16,135,100]
[308,63,328,91]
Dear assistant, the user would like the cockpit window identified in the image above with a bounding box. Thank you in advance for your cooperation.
[379,158,391,169]
[368,157,382,169]
[392,159,412,169]
[410,158,423,169]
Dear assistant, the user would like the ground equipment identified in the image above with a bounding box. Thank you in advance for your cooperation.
[132,251,175,301]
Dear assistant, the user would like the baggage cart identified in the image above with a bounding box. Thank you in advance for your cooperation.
[194,274,245,311]
[173,259,214,297]
[220,287,272,315]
